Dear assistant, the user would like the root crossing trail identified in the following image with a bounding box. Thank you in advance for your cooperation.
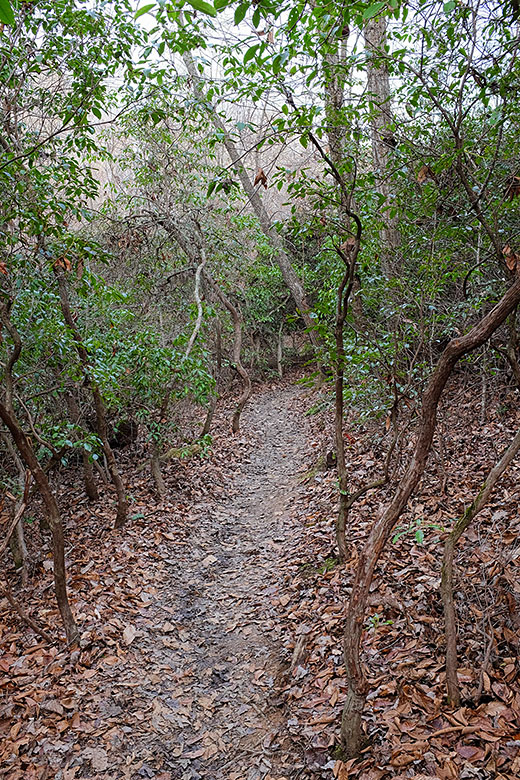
[135,385,309,779]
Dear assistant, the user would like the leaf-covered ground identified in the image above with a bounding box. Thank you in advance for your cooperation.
[2,374,520,779]
[280,375,520,780]
[1,383,311,779]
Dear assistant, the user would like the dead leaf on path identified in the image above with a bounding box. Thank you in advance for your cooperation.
[41,700,64,716]
[83,746,108,772]
[122,624,137,645]
[456,744,485,761]
[390,740,428,767]
[503,244,520,272]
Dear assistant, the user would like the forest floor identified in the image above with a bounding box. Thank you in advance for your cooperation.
[1,381,316,780]
[2,373,520,780]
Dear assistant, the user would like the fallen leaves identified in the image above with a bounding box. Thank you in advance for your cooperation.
[3,378,520,779]
[277,380,520,778]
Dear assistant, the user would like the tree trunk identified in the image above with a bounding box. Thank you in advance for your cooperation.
[0,303,77,643]
[182,49,319,348]
[204,269,252,433]
[63,391,99,501]
[1,431,29,581]
[55,270,128,527]
[321,42,360,561]
[152,255,207,494]
[277,323,283,378]
[334,254,356,561]
[441,424,520,706]
[151,448,167,497]
[365,15,400,277]
[201,394,217,438]
[0,403,78,643]
[341,272,520,756]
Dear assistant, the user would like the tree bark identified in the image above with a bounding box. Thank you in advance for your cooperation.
[55,270,128,527]
[0,302,77,643]
[203,269,252,433]
[441,424,520,706]
[0,403,78,643]
[364,15,400,277]
[63,390,99,501]
[341,271,520,756]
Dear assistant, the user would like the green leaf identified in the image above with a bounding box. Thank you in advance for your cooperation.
[243,43,259,64]
[0,0,14,25]
[363,1,386,20]
[187,0,217,16]
[252,7,260,26]
[134,3,156,19]
[234,3,248,25]
[415,529,424,544]
[443,0,456,10]
[92,106,102,120]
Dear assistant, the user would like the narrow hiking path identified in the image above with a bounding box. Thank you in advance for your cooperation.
[109,384,311,779]
[0,383,315,780]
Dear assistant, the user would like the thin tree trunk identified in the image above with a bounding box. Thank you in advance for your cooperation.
[1,581,54,644]
[204,269,252,433]
[335,249,357,561]
[63,391,99,501]
[152,254,207,496]
[277,322,283,378]
[441,425,520,706]
[0,403,78,643]
[321,45,359,560]
[1,431,29,581]
[341,273,520,757]
[55,270,128,527]
[200,395,217,438]
[364,15,400,277]
[182,49,319,348]
[0,303,78,643]
[151,450,166,497]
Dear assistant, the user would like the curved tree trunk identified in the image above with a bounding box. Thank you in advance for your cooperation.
[341,273,520,757]
[441,424,520,706]
[152,255,207,496]
[0,403,78,643]
[182,49,319,349]
[0,302,78,643]
[55,270,128,527]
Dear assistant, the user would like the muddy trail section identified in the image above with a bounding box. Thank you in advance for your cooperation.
[1,384,313,780]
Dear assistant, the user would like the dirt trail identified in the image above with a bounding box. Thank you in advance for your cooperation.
[128,385,310,779]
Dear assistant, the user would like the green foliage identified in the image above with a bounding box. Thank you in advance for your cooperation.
[392,518,444,546]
